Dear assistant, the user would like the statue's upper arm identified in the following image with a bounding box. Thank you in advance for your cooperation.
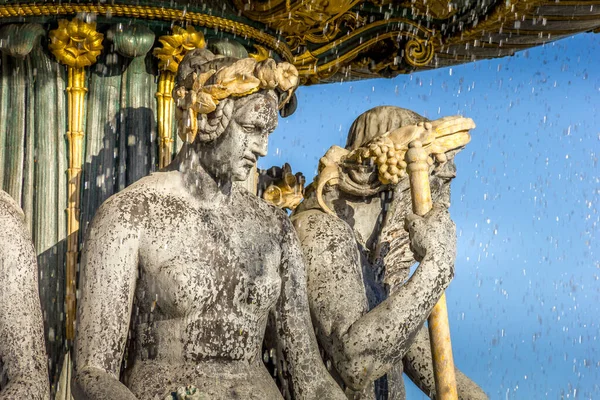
[75,196,141,377]
[0,204,49,396]
[293,211,368,342]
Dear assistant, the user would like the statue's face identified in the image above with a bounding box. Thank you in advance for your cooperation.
[430,157,457,206]
[200,92,278,182]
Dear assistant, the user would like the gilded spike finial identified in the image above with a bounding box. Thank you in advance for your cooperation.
[153,26,206,168]
[49,17,103,340]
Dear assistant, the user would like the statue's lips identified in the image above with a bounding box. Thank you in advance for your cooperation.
[242,155,257,166]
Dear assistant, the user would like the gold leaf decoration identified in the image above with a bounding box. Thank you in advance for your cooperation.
[153,26,206,73]
[48,19,103,68]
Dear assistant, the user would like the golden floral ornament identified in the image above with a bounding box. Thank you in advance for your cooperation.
[153,26,206,73]
[174,50,299,143]
[48,19,103,68]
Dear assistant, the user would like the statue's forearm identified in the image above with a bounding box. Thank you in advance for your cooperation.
[334,252,453,390]
[0,376,49,400]
[73,367,138,400]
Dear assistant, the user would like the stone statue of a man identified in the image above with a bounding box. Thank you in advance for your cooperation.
[72,47,346,400]
[0,190,50,400]
[291,106,487,399]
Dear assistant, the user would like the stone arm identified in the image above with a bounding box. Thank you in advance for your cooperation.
[293,204,455,392]
[273,216,347,400]
[403,326,489,400]
[0,203,50,400]
[72,199,140,400]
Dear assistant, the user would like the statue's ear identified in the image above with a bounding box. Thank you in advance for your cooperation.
[279,92,297,118]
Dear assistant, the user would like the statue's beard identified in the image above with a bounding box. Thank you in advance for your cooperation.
[332,161,453,290]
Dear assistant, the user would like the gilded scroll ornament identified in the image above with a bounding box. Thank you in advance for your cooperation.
[49,17,103,340]
[249,45,270,62]
[404,38,435,67]
[233,0,363,48]
[154,26,206,168]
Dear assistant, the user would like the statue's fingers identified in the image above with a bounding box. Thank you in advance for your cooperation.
[404,212,422,231]
[426,202,450,218]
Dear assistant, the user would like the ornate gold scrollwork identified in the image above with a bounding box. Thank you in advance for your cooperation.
[49,18,103,340]
[404,38,435,67]
[153,26,206,168]
[233,0,364,49]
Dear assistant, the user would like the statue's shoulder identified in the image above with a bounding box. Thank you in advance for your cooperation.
[92,172,183,227]
[0,189,25,222]
[292,208,357,244]
[0,190,33,260]
[233,186,289,223]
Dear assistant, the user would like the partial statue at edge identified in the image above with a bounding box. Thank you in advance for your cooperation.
[290,106,488,399]
[0,189,50,400]
[72,38,346,399]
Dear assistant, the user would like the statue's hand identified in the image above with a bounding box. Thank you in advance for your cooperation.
[404,202,456,266]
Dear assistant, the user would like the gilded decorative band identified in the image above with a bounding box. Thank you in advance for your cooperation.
[0,3,293,62]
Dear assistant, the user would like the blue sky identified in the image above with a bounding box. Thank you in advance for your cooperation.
[260,33,600,399]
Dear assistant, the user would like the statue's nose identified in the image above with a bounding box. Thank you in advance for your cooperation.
[253,135,268,157]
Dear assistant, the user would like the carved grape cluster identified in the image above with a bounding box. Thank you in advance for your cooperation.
[356,136,410,185]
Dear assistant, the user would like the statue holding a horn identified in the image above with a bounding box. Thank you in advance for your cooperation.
[290,106,487,399]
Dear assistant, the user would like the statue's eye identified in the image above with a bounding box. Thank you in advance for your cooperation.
[242,125,256,133]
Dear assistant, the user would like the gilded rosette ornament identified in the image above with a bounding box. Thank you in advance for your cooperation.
[153,26,206,168]
[48,18,103,68]
[49,18,103,340]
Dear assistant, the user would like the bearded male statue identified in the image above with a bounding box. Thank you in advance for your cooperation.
[290,106,488,399]
[72,43,346,400]
[0,190,50,399]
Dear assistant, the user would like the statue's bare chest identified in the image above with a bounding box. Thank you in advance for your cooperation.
[136,199,282,320]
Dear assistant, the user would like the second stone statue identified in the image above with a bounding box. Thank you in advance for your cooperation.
[72,45,347,400]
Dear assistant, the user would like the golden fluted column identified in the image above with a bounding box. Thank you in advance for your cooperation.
[153,26,205,168]
[49,18,103,340]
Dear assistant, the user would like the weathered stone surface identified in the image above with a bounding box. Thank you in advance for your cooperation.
[292,106,487,399]
[72,51,345,400]
[0,190,50,400]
